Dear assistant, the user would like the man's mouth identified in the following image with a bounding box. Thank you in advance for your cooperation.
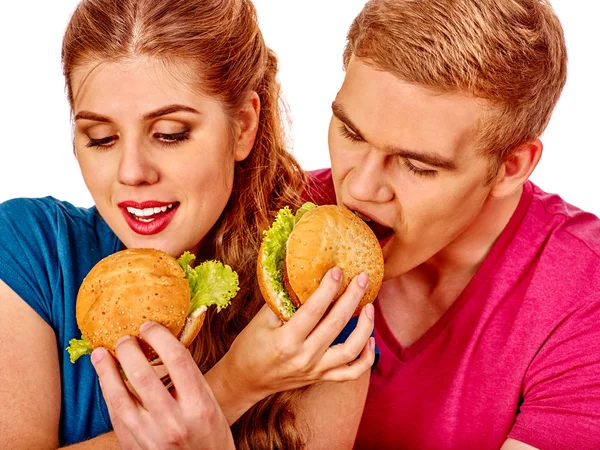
[353,210,395,242]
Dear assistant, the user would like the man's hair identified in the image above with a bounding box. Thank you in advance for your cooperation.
[344,0,567,171]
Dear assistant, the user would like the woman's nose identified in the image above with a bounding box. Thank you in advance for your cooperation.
[117,142,159,186]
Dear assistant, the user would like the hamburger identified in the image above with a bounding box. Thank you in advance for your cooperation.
[257,202,384,322]
[66,248,238,364]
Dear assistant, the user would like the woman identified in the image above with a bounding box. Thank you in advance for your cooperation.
[0,0,375,448]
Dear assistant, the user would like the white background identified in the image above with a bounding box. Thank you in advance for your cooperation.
[0,1,598,216]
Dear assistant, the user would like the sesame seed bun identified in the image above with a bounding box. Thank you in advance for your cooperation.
[75,248,205,361]
[258,205,384,322]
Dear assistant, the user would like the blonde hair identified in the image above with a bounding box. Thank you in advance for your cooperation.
[63,0,308,448]
[344,0,567,173]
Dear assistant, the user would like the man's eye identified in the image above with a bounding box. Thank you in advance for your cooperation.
[86,136,116,148]
[338,124,363,143]
[404,159,438,178]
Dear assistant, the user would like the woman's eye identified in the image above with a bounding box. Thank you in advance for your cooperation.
[86,136,116,148]
[404,159,438,178]
[154,131,190,145]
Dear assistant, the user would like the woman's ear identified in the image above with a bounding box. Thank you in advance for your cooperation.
[490,138,543,198]
[233,91,260,162]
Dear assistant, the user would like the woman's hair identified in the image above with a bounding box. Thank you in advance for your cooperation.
[344,0,567,178]
[63,0,307,448]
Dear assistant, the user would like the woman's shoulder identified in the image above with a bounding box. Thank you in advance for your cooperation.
[0,196,109,238]
[0,196,118,270]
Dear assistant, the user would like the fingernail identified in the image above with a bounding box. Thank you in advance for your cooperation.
[370,337,376,350]
[365,303,374,320]
[140,321,155,333]
[357,272,369,288]
[331,267,342,281]
[115,335,131,348]
[91,348,106,364]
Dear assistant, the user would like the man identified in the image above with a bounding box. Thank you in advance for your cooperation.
[307,0,600,448]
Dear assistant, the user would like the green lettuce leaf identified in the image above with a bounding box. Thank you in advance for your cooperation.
[178,252,239,313]
[262,203,318,316]
[66,337,93,363]
[294,202,317,224]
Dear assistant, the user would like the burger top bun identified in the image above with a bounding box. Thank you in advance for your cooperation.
[286,205,384,311]
[75,248,191,359]
[257,204,384,322]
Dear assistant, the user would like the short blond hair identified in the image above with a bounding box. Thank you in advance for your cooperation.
[344,0,567,168]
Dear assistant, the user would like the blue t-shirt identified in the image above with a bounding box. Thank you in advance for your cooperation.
[0,195,370,445]
[0,197,120,445]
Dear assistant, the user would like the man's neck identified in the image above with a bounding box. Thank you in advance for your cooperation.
[378,185,524,348]
[422,184,524,282]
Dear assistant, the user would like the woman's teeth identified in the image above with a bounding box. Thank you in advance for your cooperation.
[126,203,176,221]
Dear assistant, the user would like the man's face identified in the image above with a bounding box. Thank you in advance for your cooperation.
[328,58,496,280]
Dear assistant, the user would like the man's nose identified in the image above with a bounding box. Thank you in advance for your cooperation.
[347,151,393,203]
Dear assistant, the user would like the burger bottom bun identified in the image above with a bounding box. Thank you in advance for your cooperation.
[257,243,293,322]
[126,307,207,394]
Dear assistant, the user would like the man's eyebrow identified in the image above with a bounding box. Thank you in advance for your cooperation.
[74,104,200,123]
[387,146,458,170]
[331,101,366,140]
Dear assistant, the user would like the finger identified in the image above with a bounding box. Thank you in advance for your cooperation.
[253,303,287,328]
[306,272,369,350]
[91,348,144,431]
[319,336,376,383]
[286,267,343,338]
[114,335,175,415]
[139,322,212,408]
[109,412,145,450]
[318,302,375,368]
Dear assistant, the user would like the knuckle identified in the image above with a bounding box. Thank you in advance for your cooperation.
[164,423,189,446]
[328,315,347,332]
[108,391,129,414]
[128,367,155,389]
[291,354,313,374]
[273,337,296,361]
[168,346,191,369]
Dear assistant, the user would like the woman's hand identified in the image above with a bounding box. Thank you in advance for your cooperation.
[208,267,376,422]
[91,323,235,450]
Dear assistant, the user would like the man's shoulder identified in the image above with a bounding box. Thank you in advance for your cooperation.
[528,183,600,259]
[303,168,336,206]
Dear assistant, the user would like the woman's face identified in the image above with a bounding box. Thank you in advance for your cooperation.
[71,57,257,257]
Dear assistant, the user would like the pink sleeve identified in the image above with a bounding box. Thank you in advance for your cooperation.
[508,293,600,449]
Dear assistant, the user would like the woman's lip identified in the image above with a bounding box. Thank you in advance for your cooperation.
[119,203,179,236]
[118,200,176,208]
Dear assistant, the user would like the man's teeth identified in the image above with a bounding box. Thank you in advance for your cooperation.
[126,203,175,220]
[353,211,372,222]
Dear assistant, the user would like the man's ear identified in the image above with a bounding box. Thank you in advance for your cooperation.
[233,91,260,162]
[490,138,543,198]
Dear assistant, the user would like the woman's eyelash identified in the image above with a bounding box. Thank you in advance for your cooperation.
[338,124,363,143]
[86,136,115,148]
[154,131,190,144]
[404,159,437,178]
[85,131,190,150]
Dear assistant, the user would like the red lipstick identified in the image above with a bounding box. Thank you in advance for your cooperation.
[118,201,180,236]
